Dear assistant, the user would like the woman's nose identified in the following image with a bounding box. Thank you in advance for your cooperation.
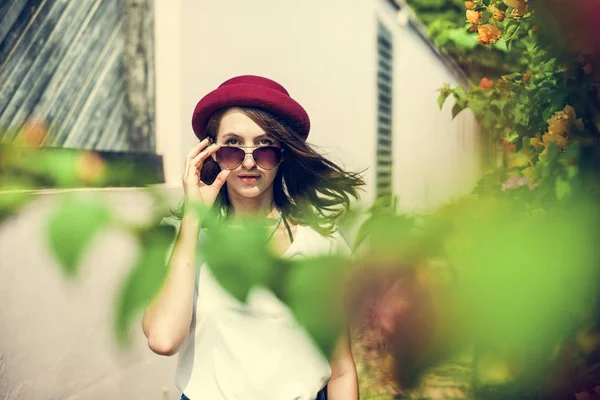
[242,153,256,169]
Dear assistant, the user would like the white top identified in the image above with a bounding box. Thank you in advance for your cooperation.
[174,223,351,400]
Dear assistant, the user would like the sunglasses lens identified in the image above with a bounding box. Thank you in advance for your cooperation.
[216,147,244,169]
[253,147,282,169]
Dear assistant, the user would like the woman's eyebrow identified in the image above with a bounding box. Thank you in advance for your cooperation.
[221,132,242,139]
[254,134,275,141]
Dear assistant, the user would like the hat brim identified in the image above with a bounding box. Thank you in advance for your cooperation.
[191,83,310,141]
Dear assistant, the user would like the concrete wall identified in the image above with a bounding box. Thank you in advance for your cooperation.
[0,188,183,400]
[377,0,484,213]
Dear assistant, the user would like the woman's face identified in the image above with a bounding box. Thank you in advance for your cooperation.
[214,108,281,199]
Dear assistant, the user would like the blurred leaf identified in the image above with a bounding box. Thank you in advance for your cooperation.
[354,196,401,251]
[47,196,112,277]
[438,90,451,110]
[0,179,35,222]
[453,86,467,103]
[504,21,519,40]
[115,224,176,344]
[452,102,466,119]
[359,214,420,260]
[506,131,519,143]
[447,29,478,50]
[39,150,80,187]
[494,39,508,52]
[284,255,351,357]
[457,200,597,361]
[555,176,572,200]
[202,217,275,302]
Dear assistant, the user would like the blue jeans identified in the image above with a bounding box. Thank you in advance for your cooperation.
[181,386,327,399]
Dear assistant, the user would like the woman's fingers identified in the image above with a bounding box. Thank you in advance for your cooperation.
[191,142,222,170]
[184,139,210,175]
[211,169,231,191]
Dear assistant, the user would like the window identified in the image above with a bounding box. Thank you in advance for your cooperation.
[376,22,393,199]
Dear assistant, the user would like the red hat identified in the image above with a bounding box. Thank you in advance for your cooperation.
[191,75,310,141]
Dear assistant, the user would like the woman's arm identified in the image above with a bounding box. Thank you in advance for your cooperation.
[328,331,359,400]
[141,212,201,356]
[142,139,229,356]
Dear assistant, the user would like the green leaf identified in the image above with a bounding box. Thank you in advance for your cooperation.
[563,143,580,159]
[40,150,80,187]
[506,131,519,143]
[0,180,33,222]
[452,102,466,119]
[284,256,350,358]
[555,177,572,200]
[202,217,275,302]
[438,90,451,110]
[115,224,176,344]
[47,196,112,277]
[504,21,519,40]
[446,29,478,50]
[493,39,508,52]
[453,86,467,103]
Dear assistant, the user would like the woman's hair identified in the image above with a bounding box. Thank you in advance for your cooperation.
[177,106,365,235]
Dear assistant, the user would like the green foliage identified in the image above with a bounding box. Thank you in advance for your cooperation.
[284,255,352,357]
[407,0,529,81]
[115,223,177,344]
[47,196,112,277]
[0,184,32,223]
[202,217,275,302]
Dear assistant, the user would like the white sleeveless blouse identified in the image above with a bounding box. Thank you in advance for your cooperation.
[174,224,351,400]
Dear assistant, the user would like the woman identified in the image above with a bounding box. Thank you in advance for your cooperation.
[142,75,363,400]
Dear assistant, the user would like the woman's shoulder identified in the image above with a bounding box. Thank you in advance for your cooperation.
[296,224,352,257]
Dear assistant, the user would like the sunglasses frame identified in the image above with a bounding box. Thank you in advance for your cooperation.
[214,145,284,170]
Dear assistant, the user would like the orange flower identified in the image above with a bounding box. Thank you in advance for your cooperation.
[529,136,542,150]
[477,24,502,45]
[489,5,505,22]
[542,131,568,150]
[541,105,584,155]
[19,119,48,147]
[76,152,106,184]
[504,0,529,16]
[479,77,494,91]
[466,10,482,25]
[465,1,475,9]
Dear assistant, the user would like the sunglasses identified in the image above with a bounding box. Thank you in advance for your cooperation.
[215,146,284,170]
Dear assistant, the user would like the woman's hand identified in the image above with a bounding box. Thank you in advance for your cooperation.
[182,138,230,209]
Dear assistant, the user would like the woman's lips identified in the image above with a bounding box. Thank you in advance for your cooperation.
[238,175,260,184]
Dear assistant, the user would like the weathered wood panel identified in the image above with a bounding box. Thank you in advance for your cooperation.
[0,0,155,153]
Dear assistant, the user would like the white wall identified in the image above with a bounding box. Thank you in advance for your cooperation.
[378,1,483,213]
[161,0,485,211]
[154,0,184,185]
[0,188,184,400]
[180,0,380,206]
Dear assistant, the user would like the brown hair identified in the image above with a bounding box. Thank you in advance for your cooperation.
[183,107,365,235]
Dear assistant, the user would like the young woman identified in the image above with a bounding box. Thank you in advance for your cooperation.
[142,75,364,400]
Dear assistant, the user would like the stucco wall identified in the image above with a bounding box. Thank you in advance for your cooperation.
[0,188,183,400]
[377,0,484,213]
